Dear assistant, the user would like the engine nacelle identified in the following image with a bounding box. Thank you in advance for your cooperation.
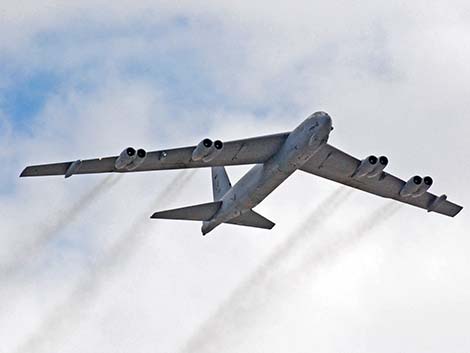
[115,147,136,170]
[115,147,147,170]
[415,176,433,197]
[127,148,147,170]
[400,175,433,197]
[400,176,423,197]
[192,139,224,162]
[352,155,378,178]
[368,156,389,178]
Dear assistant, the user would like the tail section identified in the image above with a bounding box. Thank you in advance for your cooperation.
[212,167,231,201]
[151,201,222,221]
[226,210,275,230]
[152,167,275,234]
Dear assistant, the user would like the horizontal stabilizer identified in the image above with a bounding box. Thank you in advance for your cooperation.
[151,201,222,221]
[226,210,275,230]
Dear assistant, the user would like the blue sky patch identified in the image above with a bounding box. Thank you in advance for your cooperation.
[0,71,61,130]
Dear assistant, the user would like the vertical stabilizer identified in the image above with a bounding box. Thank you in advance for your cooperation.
[212,167,232,201]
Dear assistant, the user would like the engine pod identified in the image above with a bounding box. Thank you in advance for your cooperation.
[414,176,433,197]
[202,140,224,162]
[368,156,388,178]
[115,147,136,170]
[352,155,378,178]
[192,139,213,161]
[126,149,147,171]
[192,139,224,162]
[400,175,423,197]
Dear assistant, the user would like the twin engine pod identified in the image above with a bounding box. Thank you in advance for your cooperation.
[352,155,389,178]
[115,147,147,171]
[400,175,433,198]
[192,138,224,162]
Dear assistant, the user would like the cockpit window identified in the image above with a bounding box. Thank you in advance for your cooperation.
[309,121,319,131]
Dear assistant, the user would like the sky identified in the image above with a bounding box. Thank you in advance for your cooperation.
[0,1,469,352]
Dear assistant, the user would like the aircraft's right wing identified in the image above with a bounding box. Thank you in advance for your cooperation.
[21,132,290,177]
[300,143,463,217]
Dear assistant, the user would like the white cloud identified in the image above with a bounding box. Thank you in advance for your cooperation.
[0,1,469,353]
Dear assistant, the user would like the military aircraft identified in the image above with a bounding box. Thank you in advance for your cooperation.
[21,112,463,235]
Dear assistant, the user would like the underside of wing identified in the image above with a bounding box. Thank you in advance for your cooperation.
[20,132,289,177]
[300,144,463,217]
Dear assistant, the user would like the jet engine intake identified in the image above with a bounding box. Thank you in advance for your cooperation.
[368,156,389,178]
[415,176,433,197]
[115,147,147,170]
[127,148,147,170]
[352,155,378,178]
[400,175,423,197]
[192,139,224,162]
[400,175,433,197]
[115,147,136,170]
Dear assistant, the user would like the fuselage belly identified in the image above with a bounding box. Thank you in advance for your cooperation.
[202,112,333,234]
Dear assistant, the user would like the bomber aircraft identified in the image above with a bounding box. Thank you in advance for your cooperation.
[21,112,463,235]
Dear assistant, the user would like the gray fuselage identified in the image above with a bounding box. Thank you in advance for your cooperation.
[202,112,333,235]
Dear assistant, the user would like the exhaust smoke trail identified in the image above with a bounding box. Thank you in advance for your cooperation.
[13,169,197,353]
[183,202,401,353]
[275,202,402,299]
[299,202,401,271]
[181,187,353,353]
[0,175,122,279]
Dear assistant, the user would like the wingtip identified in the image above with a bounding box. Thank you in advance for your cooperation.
[150,211,167,219]
[19,167,29,178]
[453,205,464,217]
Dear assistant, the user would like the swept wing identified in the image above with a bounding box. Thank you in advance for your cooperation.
[20,133,289,177]
[300,144,462,217]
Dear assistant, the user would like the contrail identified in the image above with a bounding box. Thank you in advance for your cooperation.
[181,187,353,353]
[13,169,197,353]
[281,202,402,295]
[0,175,122,279]
[182,202,401,353]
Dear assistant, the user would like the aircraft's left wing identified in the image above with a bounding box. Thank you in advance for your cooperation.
[20,132,289,177]
[300,144,463,217]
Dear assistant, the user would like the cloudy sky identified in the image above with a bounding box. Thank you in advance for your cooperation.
[0,1,469,352]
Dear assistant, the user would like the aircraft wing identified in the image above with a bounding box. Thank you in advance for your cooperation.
[300,144,463,217]
[20,133,290,177]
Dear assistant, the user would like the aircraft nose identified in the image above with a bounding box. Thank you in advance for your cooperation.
[313,111,332,128]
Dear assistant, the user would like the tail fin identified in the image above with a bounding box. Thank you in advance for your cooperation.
[151,201,222,221]
[212,167,231,201]
[152,168,274,233]
[226,210,275,230]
